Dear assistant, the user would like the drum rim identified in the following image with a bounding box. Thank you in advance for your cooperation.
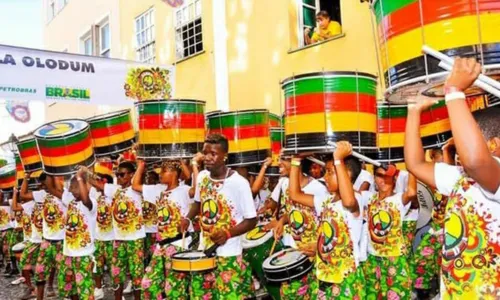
[283,145,377,154]
[281,71,378,85]
[134,99,206,106]
[86,109,131,122]
[94,144,134,158]
[242,226,273,249]
[206,109,269,119]
[262,248,309,270]
[172,250,210,260]
[16,134,35,144]
[0,165,16,176]
[34,119,90,140]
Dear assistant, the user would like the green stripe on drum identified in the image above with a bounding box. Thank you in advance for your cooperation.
[89,114,131,129]
[283,77,377,98]
[378,101,446,118]
[373,0,417,23]
[16,139,37,151]
[270,129,284,142]
[37,130,90,148]
[137,102,205,115]
[207,112,268,129]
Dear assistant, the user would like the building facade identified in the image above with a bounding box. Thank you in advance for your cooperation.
[43,0,380,117]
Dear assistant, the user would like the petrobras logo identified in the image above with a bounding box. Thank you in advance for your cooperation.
[45,86,90,101]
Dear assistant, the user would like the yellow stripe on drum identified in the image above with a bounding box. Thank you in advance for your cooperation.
[22,155,42,165]
[228,137,271,153]
[139,128,205,144]
[40,146,94,167]
[285,112,377,135]
[92,130,136,147]
[380,13,500,72]
[378,119,450,148]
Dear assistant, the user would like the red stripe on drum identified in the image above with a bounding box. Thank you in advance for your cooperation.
[138,113,205,130]
[208,124,270,141]
[90,122,133,138]
[38,137,93,157]
[285,93,376,116]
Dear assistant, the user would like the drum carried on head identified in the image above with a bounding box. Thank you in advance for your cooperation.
[86,109,136,157]
[206,109,271,167]
[16,134,42,173]
[372,0,500,103]
[282,71,378,154]
[266,127,284,176]
[34,119,95,176]
[14,153,41,189]
[263,248,313,283]
[0,165,16,190]
[135,99,206,159]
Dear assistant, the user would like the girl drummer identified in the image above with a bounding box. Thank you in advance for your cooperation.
[362,164,417,299]
[132,159,195,300]
[288,141,365,299]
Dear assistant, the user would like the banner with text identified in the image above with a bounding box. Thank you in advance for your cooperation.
[0,44,175,106]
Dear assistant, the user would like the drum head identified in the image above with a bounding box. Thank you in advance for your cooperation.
[263,248,306,270]
[12,242,27,252]
[0,165,15,176]
[35,120,88,139]
[174,251,207,259]
[242,225,273,249]
[416,181,434,229]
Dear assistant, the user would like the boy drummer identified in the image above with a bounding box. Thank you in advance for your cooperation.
[180,133,257,299]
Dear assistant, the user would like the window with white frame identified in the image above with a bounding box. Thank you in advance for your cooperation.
[135,8,156,63]
[82,35,92,55]
[175,0,203,60]
[298,0,342,47]
[100,23,110,57]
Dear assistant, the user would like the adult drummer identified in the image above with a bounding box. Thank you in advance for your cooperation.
[132,159,193,300]
[180,133,257,299]
[404,58,500,299]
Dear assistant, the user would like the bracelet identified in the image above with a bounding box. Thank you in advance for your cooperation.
[76,177,83,181]
[224,229,231,240]
[334,159,343,166]
[291,160,301,167]
[191,160,199,167]
[445,91,466,103]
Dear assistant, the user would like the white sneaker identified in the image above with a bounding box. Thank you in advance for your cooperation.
[123,280,133,294]
[11,276,25,285]
[94,287,104,300]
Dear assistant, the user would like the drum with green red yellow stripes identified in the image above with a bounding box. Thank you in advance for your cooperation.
[135,99,206,159]
[281,71,378,154]
[0,165,16,190]
[86,109,136,157]
[372,0,500,102]
[267,127,284,176]
[34,120,95,176]
[269,113,282,128]
[16,134,42,173]
[15,152,41,189]
[206,109,271,167]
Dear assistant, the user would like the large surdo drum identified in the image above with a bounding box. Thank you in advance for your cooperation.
[0,165,16,190]
[282,72,378,154]
[34,120,95,176]
[136,100,206,159]
[16,134,42,173]
[206,110,271,167]
[86,109,136,157]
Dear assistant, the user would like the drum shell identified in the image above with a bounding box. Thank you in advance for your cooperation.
[373,0,500,91]
[207,109,271,167]
[269,113,282,128]
[16,136,42,173]
[282,72,378,154]
[87,109,136,157]
[0,165,16,190]
[171,251,216,273]
[136,99,206,159]
[34,120,95,176]
[262,249,313,283]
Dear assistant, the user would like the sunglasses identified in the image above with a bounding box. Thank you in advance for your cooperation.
[116,172,129,178]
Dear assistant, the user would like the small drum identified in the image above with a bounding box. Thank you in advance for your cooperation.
[34,119,96,176]
[282,72,378,154]
[86,109,136,157]
[136,99,206,159]
[207,109,271,167]
[0,165,16,190]
[269,113,282,127]
[12,241,27,261]
[372,0,500,103]
[242,225,273,250]
[263,248,313,283]
[171,250,216,273]
[416,181,434,229]
[16,134,42,173]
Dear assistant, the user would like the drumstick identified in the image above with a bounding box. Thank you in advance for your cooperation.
[326,141,383,168]
[269,238,278,256]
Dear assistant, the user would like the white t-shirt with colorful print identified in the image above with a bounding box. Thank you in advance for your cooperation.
[62,190,97,257]
[435,161,500,299]
[195,170,257,257]
[34,190,66,241]
[314,193,363,284]
[104,184,145,241]
[21,200,43,243]
[0,205,12,231]
[143,184,166,234]
[92,188,114,242]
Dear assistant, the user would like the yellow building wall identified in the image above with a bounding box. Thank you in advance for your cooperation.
[225,0,380,114]
[118,0,217,111]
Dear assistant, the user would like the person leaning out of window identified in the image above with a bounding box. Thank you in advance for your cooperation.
[304,10,342,45]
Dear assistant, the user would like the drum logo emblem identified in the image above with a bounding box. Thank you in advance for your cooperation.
[202,199,219,225]
[443,212,468,260]
[369,210,392,243]
[39,122,74,137]
[246,225,268,241]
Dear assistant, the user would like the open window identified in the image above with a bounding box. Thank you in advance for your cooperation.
[295,0,343,49]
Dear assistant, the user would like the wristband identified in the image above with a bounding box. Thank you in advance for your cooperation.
[445,91,466,103]
[444,86,463,95]
[76,177,83,182]
[334,159,343,166]
[224,229,231,240]
[291,160,301,167]
[191,160,199,167]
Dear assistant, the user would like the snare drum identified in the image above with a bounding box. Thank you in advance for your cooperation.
[34,120,95,176]
[207,110,271,167]
[87,109,136,157]
[136,99,206,159]
[262,248,313,283]
[372,0,500,102]
[416,181,434,230]
[12,241,27,261]
[16,134,42,173]
[282,72,378,154]
[0,165,16,190]
[171,250,216,273]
